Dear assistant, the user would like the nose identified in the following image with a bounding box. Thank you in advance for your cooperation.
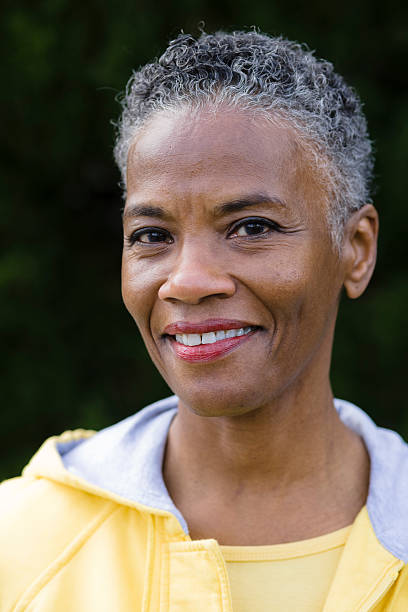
[158,244,236,305]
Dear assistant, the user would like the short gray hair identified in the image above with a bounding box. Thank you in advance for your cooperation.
[114,30,374,247]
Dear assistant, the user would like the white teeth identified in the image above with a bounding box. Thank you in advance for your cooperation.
[202,332,217,344]
[186,334,201,346]
[175,327,255,346]
[176,333,201,346]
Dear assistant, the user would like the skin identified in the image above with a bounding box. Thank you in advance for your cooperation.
[122,105,378,545]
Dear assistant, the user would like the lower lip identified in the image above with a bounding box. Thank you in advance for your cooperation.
[168,331,256,363]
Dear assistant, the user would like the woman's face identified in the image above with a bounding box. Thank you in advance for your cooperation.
[122,107,346,416]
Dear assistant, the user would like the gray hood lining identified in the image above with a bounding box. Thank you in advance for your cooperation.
[60,396,408,561]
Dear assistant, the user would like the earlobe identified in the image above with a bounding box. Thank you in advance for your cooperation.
[343,204,379,299]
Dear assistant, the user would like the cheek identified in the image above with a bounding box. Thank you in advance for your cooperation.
[121,257,160,330]
[253,253,309,310]
[255,249,339,334]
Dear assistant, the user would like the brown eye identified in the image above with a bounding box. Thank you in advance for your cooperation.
[229,217,281,238]
[236,221,271,236]
[128,228,173,245]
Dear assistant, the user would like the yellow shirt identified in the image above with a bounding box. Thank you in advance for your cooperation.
[221,525,351,612]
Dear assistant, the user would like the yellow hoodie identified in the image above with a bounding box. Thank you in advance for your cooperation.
[1,396,408,611]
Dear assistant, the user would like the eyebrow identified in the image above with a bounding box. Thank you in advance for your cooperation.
[122,193,287,221]
[213,193,287,217]
[122,204,170,221]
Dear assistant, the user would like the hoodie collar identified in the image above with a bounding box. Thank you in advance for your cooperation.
[335,399,408,562]
[60,396,184,531]
[59,396,408,561]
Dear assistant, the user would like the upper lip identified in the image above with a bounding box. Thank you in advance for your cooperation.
[163,318,259,335]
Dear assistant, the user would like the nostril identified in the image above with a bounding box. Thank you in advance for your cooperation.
[158,270,236,304]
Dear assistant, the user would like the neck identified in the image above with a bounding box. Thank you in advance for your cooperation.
[163,379,370,544]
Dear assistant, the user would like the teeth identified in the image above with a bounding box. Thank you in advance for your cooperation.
[175,327,255,346]
[184,333,201,346]
[202,332,217,344]
[176,333,201,346]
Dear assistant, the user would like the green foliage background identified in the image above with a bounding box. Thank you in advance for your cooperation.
[1,0,407,479]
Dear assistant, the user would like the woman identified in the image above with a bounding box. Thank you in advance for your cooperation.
[1,30,408,611]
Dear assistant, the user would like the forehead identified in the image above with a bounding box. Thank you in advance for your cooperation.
[126,107,325,214]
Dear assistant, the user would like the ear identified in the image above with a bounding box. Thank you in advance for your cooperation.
[342,204,379,299]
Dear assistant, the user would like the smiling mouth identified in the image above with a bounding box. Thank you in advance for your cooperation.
[165,325,260,363]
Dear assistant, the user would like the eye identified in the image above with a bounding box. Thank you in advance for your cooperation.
[229,217,281,238]
[128,227,173,245]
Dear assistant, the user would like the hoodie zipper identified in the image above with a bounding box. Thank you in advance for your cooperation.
[359,564,402,612]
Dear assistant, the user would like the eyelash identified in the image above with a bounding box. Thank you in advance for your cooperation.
[127,227,173,246]
[228,217,283,238]
[126,217,284,246]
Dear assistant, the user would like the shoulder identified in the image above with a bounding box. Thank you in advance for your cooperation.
[0,474,115,610]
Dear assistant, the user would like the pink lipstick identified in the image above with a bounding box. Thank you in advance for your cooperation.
[163,319,259,363]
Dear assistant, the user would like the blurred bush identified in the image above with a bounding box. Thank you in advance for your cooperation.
[1,0,407,479]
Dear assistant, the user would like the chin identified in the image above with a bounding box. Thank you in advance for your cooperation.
[174,382,270,418]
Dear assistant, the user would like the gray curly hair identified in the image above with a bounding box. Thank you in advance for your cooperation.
[114,30,374,248]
